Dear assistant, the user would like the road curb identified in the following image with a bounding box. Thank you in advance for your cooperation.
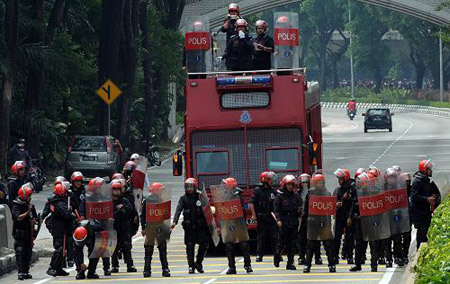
[0,249,39,276]
[321,102,450,118]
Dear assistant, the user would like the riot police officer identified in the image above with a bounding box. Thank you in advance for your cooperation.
[47,183,75,277]
[110,179,137,273]
[303,174,337,273]
[333,168,356,264]
[8,161,26,204]
[410,159,441,250]
[225,19,254,71]
[250,171,278,262]
[11,186,38,280]
[171,178,210,274]
[253,20,274,70]
[217,3,241,43]
[274,175,303,270]
[73,220,106,279]
[141,182,171,278]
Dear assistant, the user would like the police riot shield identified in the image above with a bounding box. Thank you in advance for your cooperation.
[89,230,117,258]
[199,187,220,247]
[210,184,249,244]
[132,156,148,214]
[185,16,212,73]
[357,177,391,241]
[307,185,337,241]
[385,170,410,235]
[145,185,172,246]
[274,12,299,69]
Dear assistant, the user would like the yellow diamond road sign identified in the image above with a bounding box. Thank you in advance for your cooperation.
[96,79,122,105]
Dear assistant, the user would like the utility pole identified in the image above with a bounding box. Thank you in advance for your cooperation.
[440,28,444,102]
[348,0,355,100]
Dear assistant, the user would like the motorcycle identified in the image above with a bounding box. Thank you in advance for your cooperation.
[28,159,46,193]
[146,135,161,167]
[347,109,356,121]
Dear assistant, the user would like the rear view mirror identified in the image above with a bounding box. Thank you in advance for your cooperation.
[362,113,366,116]
[173,150,183,176]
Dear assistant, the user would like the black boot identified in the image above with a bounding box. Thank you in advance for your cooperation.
[18,273,26,281]
[255,256,263,262]
[349,264,362,272]
[143,245,153,278]
[196,243,207,274]
[274,254,281,268]
[186,242,196,274]
[76,270,86,280]
[162,269,171,277]
[371,265,378,272]
[286,263,296,270]
[303,265,311,273]
[226,267,237,274]
[386,261,393,268]
[159,243,170,277]
[102,257,111,276]
[46,252,61,277]
[87,258,100,279]
[315,257,323,265]
[245,265,253,273]
[122,247,137,272]
[329,265,336,273]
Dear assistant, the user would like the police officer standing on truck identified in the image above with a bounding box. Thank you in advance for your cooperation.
[274,175,303,270]
[410,159,441,250]
[171,178,210,274]
[225,19,254,71]
[217,3,241,43]
[252,20,274,70]
[250,171,278,262]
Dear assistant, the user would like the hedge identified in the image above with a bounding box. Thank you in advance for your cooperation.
[414,195,450,284]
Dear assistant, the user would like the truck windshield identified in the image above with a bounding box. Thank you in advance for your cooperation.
[196,151,229,174]
[266,148,299,171]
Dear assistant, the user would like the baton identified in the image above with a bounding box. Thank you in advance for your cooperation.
[271,212,277,223]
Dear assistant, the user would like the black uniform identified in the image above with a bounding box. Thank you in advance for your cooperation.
[303,190,336,271]
[0,183,7,205]
[74,219,105,279]
[410,172,441,250]
[141,198,171,277]
[274,189,303,268]
[8,176,25,205]
[223,188,252,273]
[225,32,254,71]
[8,145,31,168]
[218,17,239,43]
[111,197,137,271]
[252,33,274,70]
[349,192,382,271]
[333,179,356,263]
[250,184,278,260]
[47,195,76,276]
[173,190,210,271]
[11,198,37,278]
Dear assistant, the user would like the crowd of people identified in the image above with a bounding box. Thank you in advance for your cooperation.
[335,78,437,91]
[1,152,441,280]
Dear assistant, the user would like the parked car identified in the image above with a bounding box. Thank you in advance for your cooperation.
[64,136,117,179]
[362,108,394,133]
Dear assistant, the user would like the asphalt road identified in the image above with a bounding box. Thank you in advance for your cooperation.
[2,108,450,284]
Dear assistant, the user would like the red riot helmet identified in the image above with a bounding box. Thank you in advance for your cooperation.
[184,178,198,191]
[311,174,325,188]
[53,183,67,197]
[384,168,398,179]
[299,173,311,184]
[11,161,26,176]
[357,173,375,189]
[18,186,33,201]
[228,3,240,14]
[222,177,238,190]
[276,16,289,24]
[112,173,125,180]
[334,168,351,182]
[150,182,165,194]
[255,20,268,31]
[235,19,248,30]
[54,176,67,185]
[73,226,88,245]
[71,171,84,183]
[281,175,296,188]
[355,168,366,179]
[419,159,433,176]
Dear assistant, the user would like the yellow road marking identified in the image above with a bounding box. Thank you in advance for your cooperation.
[214,279,381,283]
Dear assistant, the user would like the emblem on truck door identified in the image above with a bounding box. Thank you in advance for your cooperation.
[239,111,252,124]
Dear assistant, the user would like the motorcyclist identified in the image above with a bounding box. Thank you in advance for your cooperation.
[225,19,254,71]
[8,161,27,204]
[217,3,241,43]
[11,186,38,280]
[252,20,274,70]
[347,99,357,115]
[274,175,303,270]
[141,182,171,278]
[46,183,75,277]
[73,220,106,279]
[171,178,210,274]
[333,168,356,265]
[303,174,337,273]
[220,177,252,275]
[110,179,137,273]
[297,173,322,265]
[410,159,441,250]
[250,171,278,263]
[8,138,31,169]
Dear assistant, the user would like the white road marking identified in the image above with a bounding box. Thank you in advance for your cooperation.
[369,120,414,167]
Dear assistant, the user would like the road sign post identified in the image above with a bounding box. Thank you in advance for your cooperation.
[96,79,122,136]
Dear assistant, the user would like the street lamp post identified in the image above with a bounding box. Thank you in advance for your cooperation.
[440,28,444,102]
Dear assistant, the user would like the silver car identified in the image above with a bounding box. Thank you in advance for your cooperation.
[64,136,117,179]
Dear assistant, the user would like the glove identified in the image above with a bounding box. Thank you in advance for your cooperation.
[239,30,245,39]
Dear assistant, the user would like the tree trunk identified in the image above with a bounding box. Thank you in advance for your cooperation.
[140,0,156,150]
[117,0,139,147]
[98,0,125,134]
[319,40,327,92]
[1,0,19,174]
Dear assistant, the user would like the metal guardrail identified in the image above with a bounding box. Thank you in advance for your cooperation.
[0,205,14,249]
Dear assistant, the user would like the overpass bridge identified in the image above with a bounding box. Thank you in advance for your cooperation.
[182,0,450,28]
